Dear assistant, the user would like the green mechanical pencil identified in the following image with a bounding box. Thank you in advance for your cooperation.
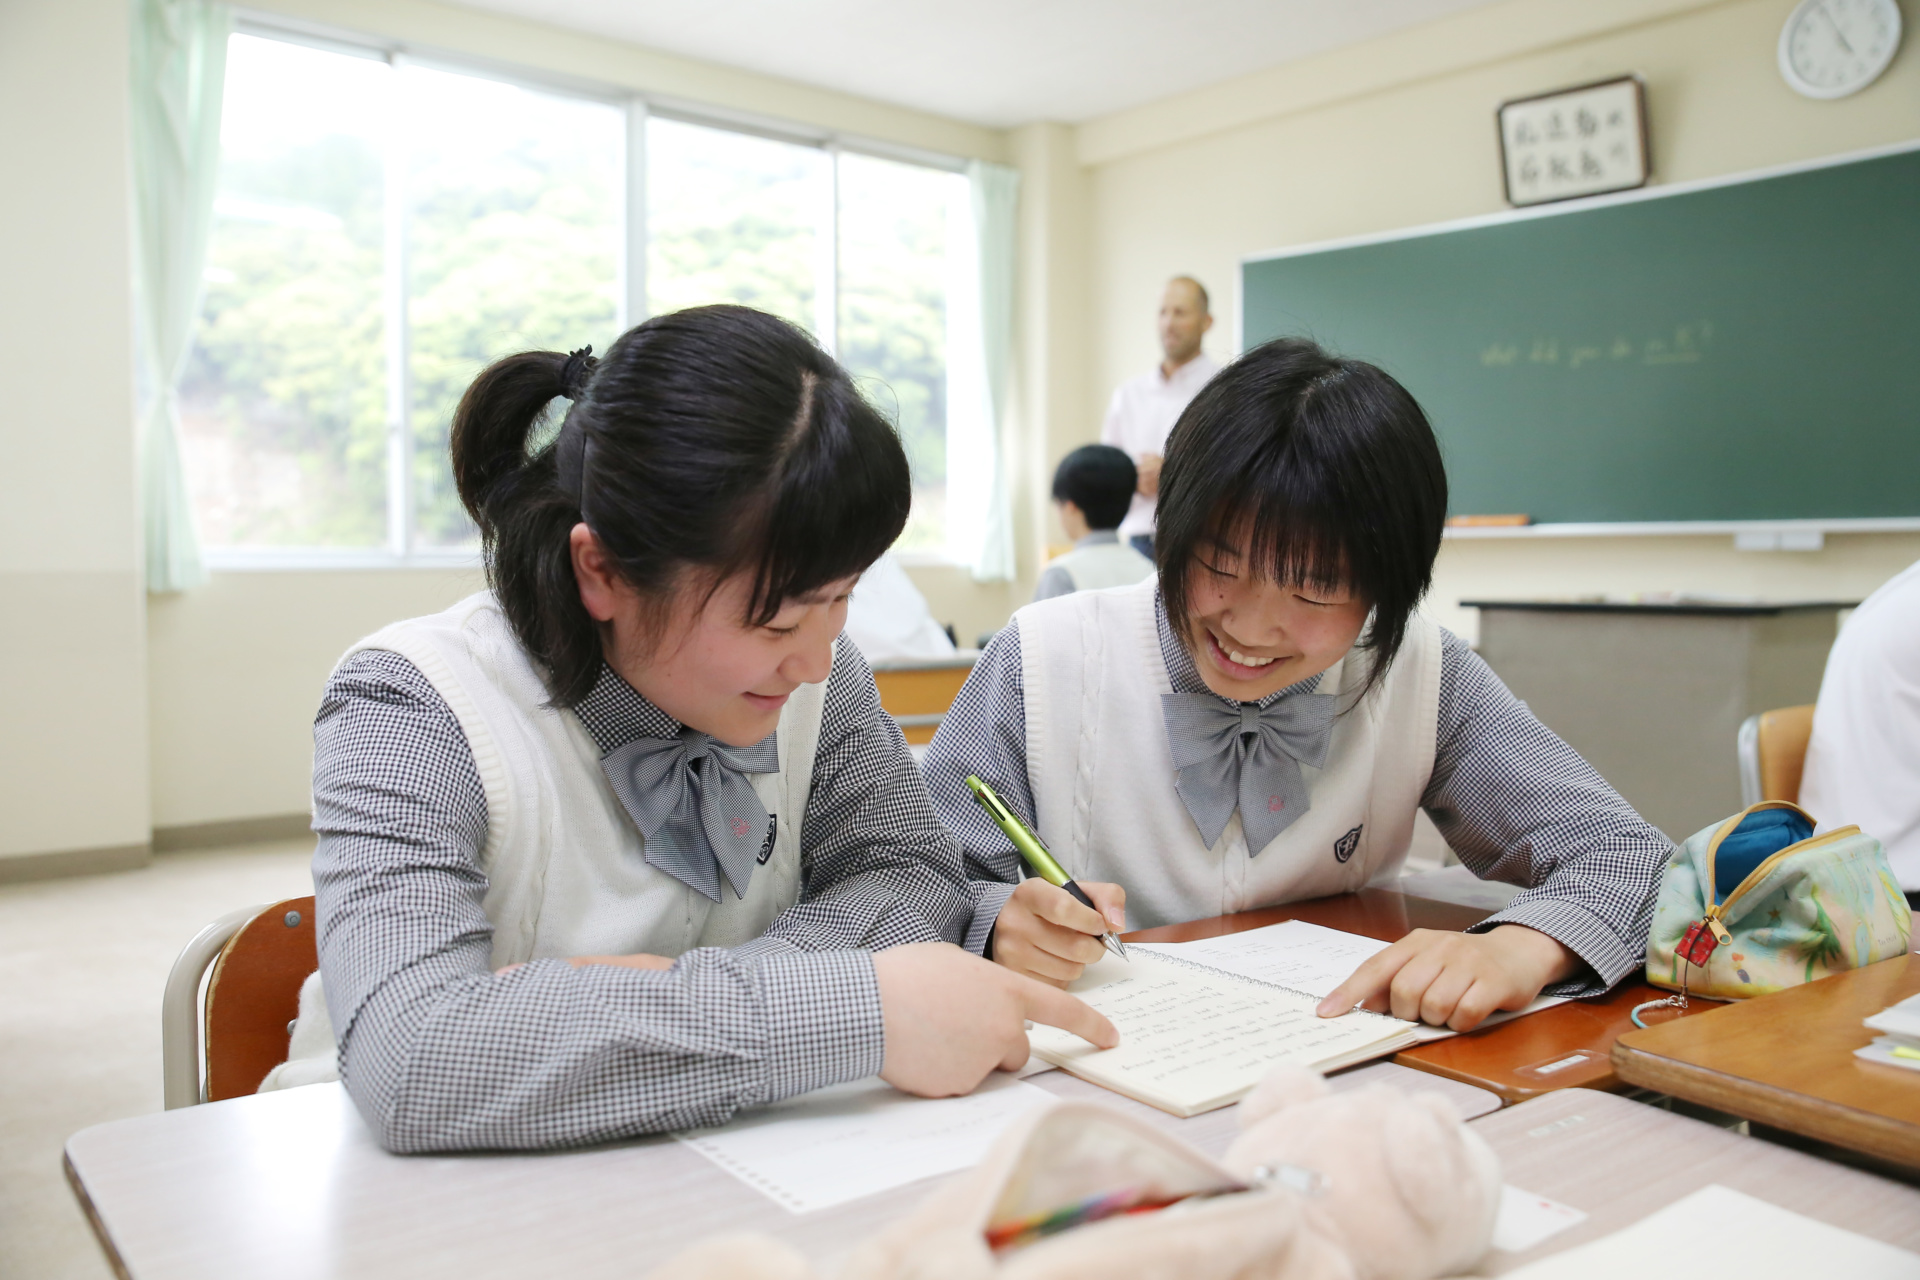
[965,775,1129,961]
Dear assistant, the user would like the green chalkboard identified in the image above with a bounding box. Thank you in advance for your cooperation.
[1240,144,1920,524]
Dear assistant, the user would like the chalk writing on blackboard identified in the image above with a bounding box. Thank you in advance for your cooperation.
[1480,323,1713,370]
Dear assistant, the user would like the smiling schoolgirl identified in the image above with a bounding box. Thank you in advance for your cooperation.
[293,306,1111,1153]
[925,337,1671,1030]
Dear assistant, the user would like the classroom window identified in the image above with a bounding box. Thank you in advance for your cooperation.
[184,31,974,562]
[835,152,963,556]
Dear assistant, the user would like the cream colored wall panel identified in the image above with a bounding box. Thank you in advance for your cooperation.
[245,0,1007,163]
[1077,0,1730,166]
[146,569,484,827]
[0,0,150,865]
[0,0,139,573]
[0,573,150,860]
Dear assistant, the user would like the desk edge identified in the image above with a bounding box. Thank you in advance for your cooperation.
[63,1147,133,1280]
[1611,1042,1920,1167]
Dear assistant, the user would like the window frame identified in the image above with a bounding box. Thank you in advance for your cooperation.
[201,14,972,571]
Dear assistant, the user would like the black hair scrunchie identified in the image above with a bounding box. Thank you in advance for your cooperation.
[559,346,597,401]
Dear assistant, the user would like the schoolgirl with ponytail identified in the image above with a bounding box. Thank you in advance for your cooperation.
[284,306,1113,1153]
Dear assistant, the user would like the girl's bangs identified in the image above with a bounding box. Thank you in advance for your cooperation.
[740,399,911,625]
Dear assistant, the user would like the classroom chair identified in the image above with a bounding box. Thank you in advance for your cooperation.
[871,653,977,745]
[161,896,316,1109]
[1736,704,1816,808]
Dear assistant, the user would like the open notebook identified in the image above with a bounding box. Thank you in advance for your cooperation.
[1136,920,1570,1044]
[1026,950,1420,1117]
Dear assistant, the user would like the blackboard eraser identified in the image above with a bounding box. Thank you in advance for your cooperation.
[1447,514,1533,528]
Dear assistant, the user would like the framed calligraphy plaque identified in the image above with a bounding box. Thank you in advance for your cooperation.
[1498,76,1650,207]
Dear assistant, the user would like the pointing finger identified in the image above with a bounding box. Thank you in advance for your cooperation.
[1017,977,1119,1050]
[1317,942,1413,1017]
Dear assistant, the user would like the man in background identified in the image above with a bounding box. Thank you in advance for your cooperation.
[1099,275,1219,559]
[1033,445,1154,601]
[1800,558,1920,906]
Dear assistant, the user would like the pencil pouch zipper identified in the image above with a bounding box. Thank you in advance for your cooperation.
[1699,802,1860,943]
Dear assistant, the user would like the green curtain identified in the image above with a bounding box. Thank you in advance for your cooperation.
[129,0,229,592]
[956,160,1018,583]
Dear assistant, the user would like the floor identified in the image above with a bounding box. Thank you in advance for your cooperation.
[0,840,316,1280]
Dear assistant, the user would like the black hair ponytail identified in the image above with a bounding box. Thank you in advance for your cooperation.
[448,306,910,707]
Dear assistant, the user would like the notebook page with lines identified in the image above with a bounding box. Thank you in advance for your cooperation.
[1026,950,1419,1117]
[1137,920,1569,1043]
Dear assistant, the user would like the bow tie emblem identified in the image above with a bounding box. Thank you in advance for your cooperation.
[1161,688,1337,854]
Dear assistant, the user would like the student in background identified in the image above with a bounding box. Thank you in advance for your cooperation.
[1100,276,1219,558]
[844,553,958,663]
[296,305,1112,1153]
[1033,445,1155,602]
[1800,558,1920,905]
[925,338,1671,1031]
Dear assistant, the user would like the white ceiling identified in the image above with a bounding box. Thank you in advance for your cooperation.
[442,0,1503,127]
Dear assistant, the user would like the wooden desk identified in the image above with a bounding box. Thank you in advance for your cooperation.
[1473,1089,1920,1274]
[1613,954,1920,1168]
[65,1063,1498,1279]
[1126,887,1712,1103]
[871,654,977,745]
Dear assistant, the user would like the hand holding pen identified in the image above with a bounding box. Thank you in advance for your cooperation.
[966,777,1130,984]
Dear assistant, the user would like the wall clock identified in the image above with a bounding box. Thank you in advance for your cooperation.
[1779,0,1902,99]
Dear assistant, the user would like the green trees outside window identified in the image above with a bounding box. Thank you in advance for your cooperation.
[183,32,967,558]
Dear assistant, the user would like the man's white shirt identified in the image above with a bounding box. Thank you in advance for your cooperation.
[1099,352,1220,542]
[1801,558,1920,890]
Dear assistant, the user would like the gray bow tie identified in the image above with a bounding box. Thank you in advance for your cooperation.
[601,730,781,902]
[1161,690,1337,854]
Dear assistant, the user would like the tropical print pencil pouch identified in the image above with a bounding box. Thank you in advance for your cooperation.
[1646,800,1911,999]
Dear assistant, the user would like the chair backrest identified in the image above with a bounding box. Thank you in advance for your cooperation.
[162,895,317,1107]
[204,895,318,1102]
[1737,704,1816,808]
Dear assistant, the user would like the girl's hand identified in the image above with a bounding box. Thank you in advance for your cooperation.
[990,879,1127,987]
[1314,925,1580,1031]
[875,943,1117,1096]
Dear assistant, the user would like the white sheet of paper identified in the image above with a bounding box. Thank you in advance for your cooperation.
[1500,1184,1920,1278]
[1136,919,1569,1041]
[1492,1184,1589,1252]
[674,1074,1053,1214]
[1854,1036,1920,1073]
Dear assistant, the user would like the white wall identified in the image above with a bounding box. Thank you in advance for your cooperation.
[0,0,151,871]
[1077,0,1920,641]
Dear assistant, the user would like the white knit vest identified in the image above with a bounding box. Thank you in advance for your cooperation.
[1051,539,1154,593]
[1018,580,1440,930]
[261,594,825,1092]
[344,592,826,967]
